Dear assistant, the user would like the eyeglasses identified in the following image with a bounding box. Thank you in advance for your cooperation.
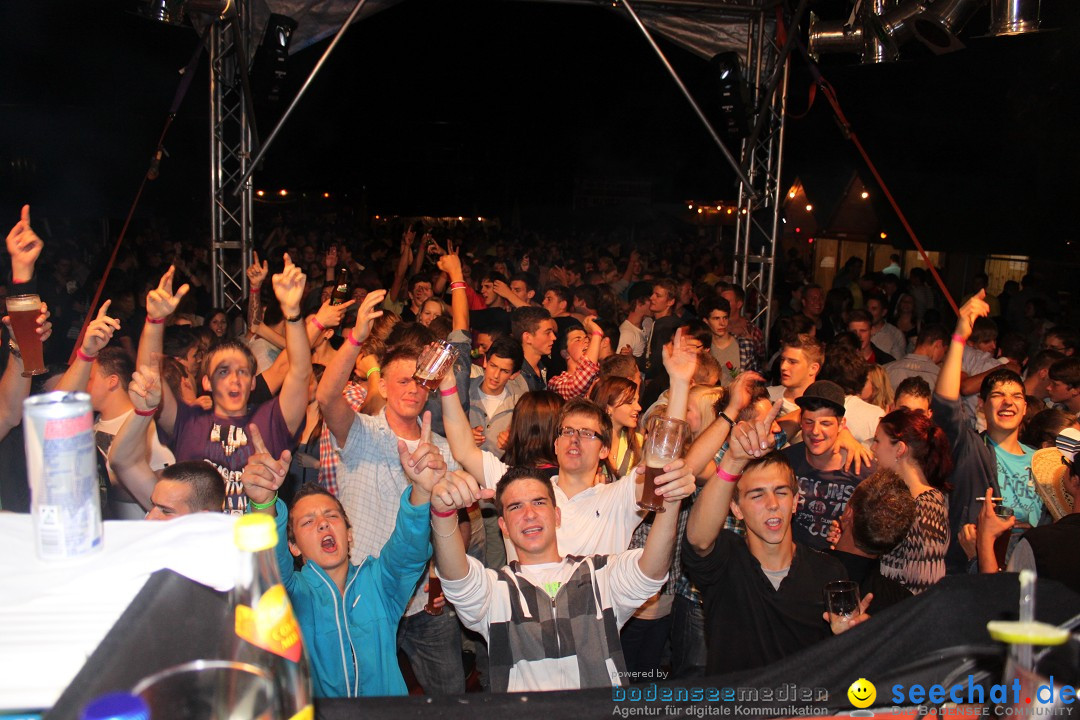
[558,426,600,441]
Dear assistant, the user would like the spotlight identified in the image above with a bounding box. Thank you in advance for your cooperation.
[254,14,299,105]
[805,204,814,212]
[709,52,750,140]
[861,191,869,199]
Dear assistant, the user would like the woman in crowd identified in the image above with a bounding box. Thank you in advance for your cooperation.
[862,365,894,411]
[589,375,642,481]
[206,307,229,339]
[499,390,565,479]
[871,408,953,594]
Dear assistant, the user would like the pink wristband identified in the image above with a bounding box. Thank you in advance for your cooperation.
[133,406,158,417]
[716,467,741,483]
[347,331,361,347]
[310,317,326,332]
[146,316,165,325]
[76,348,97,363]
[440,387,457,397]
[431,507,457,518]
[12,278,28,285]
[951,333,966,344]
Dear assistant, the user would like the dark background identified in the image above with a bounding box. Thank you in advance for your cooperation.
[1,0,1077,253]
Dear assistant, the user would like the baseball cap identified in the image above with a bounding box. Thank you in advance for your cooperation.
[794,380,846,416]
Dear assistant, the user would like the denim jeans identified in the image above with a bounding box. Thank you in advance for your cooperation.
[669,594,706,680]
[398,609,465,695]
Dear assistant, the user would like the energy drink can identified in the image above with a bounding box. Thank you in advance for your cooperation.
[23,391,101,560]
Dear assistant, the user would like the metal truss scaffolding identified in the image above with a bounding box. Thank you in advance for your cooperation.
[733,11,788,347]
[209,2,253,315]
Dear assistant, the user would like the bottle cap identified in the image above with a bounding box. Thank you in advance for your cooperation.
[81,692,149,720]
[235,513,278,552]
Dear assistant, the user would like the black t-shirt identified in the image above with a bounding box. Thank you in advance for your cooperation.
[682,532,846,675]
[828,550,912,615]
[646,315,681,380]
[782,443,871,552]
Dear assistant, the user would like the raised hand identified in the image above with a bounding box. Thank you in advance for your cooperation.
[146,266,191,321]
[81,300,121,357]
[325,245,338,269]
[398,411,448,494]
[492,279,515,300]
[582,315,603,337]
[724,371,765,416]
[241,424,290,507]
[663,327,699,384]
[129,364,163,413]
[351,289,386,345]
[272,253,306,316]
[436,245,462,278]
[429,469,493,516]
[954,289,990,340]
[247,251,269,288]
[314,298,355,331]
[727,399,784,461]
[6,205,43,279]
[402,227,416,251]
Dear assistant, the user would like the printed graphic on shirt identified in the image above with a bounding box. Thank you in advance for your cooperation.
[794,474,857,543]
[542,581,563,599]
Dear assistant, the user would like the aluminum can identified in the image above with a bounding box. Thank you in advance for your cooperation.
[23,391,102,560]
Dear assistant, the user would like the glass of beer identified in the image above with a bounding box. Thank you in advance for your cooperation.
[7,294,46,376]
[639,415,688,513]
[413,340,459,392]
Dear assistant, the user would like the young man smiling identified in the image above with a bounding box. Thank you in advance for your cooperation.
[135,261,310,514]
[781,380,872,551]
[429,465,682,692]
[934,290,1042,573]
[684,402,868,675]
[469,336,526,454]
[437,330,699,562]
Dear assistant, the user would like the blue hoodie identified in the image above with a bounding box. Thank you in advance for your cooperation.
[273,487,431,697]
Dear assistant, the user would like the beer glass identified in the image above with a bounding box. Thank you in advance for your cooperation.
[413,340,459,391]
[639,416,688,513]
[7,294,46,376]
[824,580,861,631]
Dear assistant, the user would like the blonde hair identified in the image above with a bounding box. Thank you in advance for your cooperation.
[688,384,725,439]
[864,365,894,411]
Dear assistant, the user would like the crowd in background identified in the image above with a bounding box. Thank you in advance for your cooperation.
[3,203,1078,699]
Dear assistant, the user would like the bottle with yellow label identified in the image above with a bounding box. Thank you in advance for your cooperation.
[231,513,314,720]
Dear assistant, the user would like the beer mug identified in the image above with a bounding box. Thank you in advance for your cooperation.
[413,340,459,392]
[7,294,46,376]
[639,416,688,513]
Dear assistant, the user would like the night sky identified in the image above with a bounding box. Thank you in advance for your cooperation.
[2,0,1078,253]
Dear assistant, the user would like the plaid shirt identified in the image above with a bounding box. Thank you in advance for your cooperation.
[316,380,368,497]
[335,407,458,562]
[734,322,765,364]
[547,357,600,401]
[737,336,760,374]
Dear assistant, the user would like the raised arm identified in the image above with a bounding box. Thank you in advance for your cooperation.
[437,370,487,482]
[259,299,354,397]
[108,365,162,510]
[428,470,493,581]
[388,229,414,303]
[663,327,697,422]
[0,305,50,440]
[56,301,120,392]
[684,371,762,479]
[492,280,528,309]
[438,245,470,331]
[316,290,385,445]
[7,205,43,285]
[637,478,682,580]
[246,251,268,335]
[137,266,190,435]
[271,254,312,435]
[936,290,988,402]
[686,400,782,555]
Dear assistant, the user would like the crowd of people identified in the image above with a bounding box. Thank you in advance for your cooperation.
[2,205,1078,699]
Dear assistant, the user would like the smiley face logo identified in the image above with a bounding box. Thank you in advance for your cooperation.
[847,678,876,708]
